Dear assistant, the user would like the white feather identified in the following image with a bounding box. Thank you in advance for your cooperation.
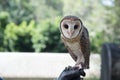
[66,42,85,64]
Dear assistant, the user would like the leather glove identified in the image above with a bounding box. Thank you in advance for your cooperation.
[58,66,86,80]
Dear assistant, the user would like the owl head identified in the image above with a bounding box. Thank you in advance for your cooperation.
[60,15,83,39]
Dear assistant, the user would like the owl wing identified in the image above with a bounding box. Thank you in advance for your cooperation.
[80,27,90,69]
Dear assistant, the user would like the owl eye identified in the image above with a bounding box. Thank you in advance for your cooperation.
[64,24,69,29]
[74,25,79,29]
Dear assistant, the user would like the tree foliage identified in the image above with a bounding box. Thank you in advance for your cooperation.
[104,0,120,43]
[0,0,35,51]
[4,21,35,51]
[0,0,119,53]
[4,18,67,52]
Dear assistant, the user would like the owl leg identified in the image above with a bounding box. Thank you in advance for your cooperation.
[76,61,89,69]
[74,63,83,69]
[74,56,85,69]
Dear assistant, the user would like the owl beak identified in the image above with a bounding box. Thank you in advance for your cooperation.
[67,31,74,37]
[69,32,73,37]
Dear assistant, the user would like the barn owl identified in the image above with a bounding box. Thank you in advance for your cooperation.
[60,15,90,69]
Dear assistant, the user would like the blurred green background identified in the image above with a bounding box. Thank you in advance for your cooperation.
[0,0,119,53]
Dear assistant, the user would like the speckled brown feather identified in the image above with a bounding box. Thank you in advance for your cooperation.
[80,27,90,69]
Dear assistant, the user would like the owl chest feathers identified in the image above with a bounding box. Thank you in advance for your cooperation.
[66,42,82,56]
[61,34,83,57]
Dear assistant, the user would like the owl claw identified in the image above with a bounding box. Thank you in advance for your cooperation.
[74,64,82,69]
[65,66,72,70]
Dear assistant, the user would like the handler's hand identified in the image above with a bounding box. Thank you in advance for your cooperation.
[58,66,86,80]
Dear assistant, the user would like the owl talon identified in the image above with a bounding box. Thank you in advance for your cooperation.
[74,64,82,69]
[65,66,73,70]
